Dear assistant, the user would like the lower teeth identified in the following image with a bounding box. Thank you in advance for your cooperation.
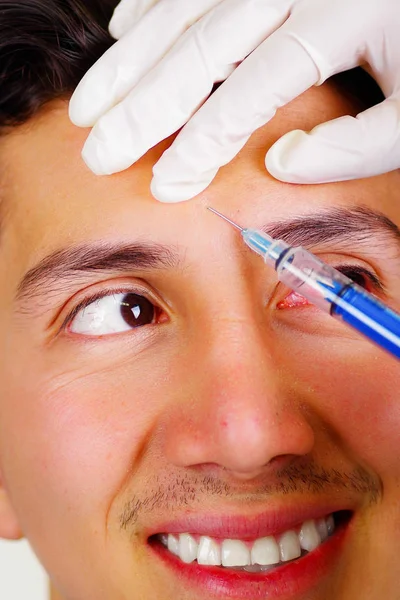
[242,564,275,573]
[231,550,307,573]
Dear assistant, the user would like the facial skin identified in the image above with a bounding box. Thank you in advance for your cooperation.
[0,82,399,600]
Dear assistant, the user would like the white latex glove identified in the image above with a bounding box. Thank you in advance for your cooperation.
[69,0,400,202]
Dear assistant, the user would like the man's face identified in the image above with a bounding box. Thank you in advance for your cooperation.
[0,82,399,600]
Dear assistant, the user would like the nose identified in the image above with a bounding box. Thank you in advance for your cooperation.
[162,316,315,479]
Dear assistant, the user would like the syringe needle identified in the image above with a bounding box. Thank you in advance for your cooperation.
[207,207,244,232]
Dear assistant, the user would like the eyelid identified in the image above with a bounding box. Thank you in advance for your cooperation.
[334,263,384,291]
[60,288,123,332]
[56,281,166,335]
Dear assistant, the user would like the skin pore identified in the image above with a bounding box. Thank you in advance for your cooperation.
[0,82,399,600]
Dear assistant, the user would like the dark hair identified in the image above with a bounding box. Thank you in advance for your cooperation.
[0,0,118,129]
[0,0,385,132]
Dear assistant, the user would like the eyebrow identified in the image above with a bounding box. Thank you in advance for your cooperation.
[15,205,400,306]
[263,205,400,248]
[16,242,180,304]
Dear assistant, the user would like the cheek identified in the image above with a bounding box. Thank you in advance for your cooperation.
[0,345,178,540]
[286,345,400,477]
[0,331,186,596]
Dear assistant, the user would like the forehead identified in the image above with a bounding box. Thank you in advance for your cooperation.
[1,84,400,274]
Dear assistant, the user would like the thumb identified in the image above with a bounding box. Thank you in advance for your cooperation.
[265,96,400,184]
[109,0,159,39]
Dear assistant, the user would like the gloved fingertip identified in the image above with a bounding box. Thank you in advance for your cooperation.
[69,89,92,128]
[69,103,95,129]
[109,14,132,40]
[82,132,131,176]
[69,64,120,127]
[150,179,190,203]
[80,104,145,176]
[150,176,211,203]
[81,137,110,176]
[265,130,308,183]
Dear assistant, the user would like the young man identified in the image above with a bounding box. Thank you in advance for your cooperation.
[0,2,399,599]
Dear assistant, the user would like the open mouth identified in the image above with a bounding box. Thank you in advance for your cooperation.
[148,510,352,598]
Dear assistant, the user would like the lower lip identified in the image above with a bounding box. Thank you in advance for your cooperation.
[149,518,350,599]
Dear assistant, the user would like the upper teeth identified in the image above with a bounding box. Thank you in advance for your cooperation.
[160,514,334,569]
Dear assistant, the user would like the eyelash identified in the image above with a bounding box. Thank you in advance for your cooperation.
[334,264,383,292]
[60,286,159,332]
[58,262,383,334]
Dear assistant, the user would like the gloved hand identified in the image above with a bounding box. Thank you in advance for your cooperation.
[69,0,400,203]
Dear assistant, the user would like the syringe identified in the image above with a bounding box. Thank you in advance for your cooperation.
[208,207,400,359]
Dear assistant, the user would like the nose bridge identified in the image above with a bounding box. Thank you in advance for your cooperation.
[200,314,285,438]
[204,312,278,396]
[163,307,315,477]
[186,246,278,391]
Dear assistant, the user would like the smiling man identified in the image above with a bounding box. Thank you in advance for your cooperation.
[0,1,400,600]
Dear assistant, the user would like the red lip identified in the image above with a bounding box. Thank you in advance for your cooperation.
[145,504,354,599]
[146,501,352,541]
[149,519,349,599]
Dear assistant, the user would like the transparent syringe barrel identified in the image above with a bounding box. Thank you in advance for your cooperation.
[242,229,349,311]
[278,247,400,357]
[276,248,350,312]
[242,230,400,357]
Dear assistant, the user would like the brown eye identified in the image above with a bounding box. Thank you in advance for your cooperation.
[69,292,159,336]
[120,293,156,328]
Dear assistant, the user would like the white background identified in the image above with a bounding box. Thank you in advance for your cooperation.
[0,539,48,599]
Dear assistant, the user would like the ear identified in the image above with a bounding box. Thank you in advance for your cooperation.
[0,472,23,540]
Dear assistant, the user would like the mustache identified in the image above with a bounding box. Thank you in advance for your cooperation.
[119,463,381,531]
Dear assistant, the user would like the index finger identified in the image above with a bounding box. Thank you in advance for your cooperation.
[151,31,320,202]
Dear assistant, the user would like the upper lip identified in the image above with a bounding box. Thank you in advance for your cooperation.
[146,500,354,542]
